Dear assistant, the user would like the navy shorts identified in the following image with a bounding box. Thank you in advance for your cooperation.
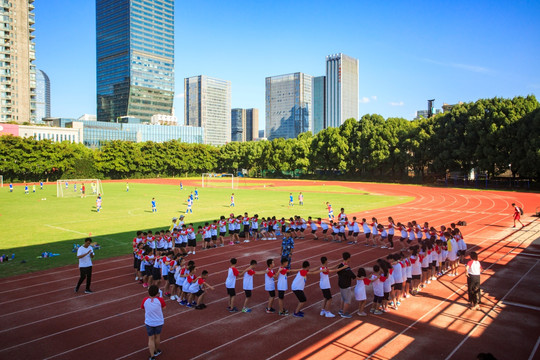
[373,295,383,303]
[293,290,306,303]
[268,290,275,297]
[227,288,236,297]
[244,290,252,298]
[278,290,285,299]
[321,288,332,300]
[145,324,163,336]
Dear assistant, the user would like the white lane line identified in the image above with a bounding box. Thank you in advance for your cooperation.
[444,260,539,360]
[528,336,540,360]
[367,230,537,360]
[501,301,540,312]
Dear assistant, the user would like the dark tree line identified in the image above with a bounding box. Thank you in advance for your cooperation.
[1,96,538,182]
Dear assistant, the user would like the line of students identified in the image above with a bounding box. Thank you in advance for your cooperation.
[131,210,468,314]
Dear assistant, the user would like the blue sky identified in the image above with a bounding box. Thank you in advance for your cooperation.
[35,1,540,128]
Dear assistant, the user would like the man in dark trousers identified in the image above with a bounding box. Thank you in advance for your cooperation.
[75,238,95,293]
[336,252,356,318]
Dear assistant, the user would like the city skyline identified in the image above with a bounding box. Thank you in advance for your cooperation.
[33,1,539,129]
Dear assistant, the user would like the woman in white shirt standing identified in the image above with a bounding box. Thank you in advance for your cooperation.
[466,251,482,310]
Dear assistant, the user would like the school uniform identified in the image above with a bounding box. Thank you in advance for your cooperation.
[319,267,332,300]
[225,267,239,296]
[354,278,370,301]
[291,269,309,302]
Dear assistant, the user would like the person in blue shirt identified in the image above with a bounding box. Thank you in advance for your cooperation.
[40,181,43,190]
[186,197,193,214]
[230,193,235,207]
[180,182,183,190]
[9,183,13,192]
[24,183,29,194]
[289,193,294,207]
[151,198,157,213]
[281,233,295,269]
[189,192,194,201]
[194,188,199,200]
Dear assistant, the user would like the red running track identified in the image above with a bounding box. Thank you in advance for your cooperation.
[0,181,539,360]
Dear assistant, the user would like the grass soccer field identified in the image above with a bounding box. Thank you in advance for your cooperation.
[0,180,413,278]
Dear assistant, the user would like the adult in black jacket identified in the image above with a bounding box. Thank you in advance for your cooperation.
[336,252,356,318]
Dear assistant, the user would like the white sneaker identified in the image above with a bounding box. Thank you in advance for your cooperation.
[320,310,326,316]
[244,240,250,243]
[272,237,277,240]
[325,312,336,318]
[170,295,176,300]
[188,251,192,254]
[135,276,139,281]
[193,251,196,255]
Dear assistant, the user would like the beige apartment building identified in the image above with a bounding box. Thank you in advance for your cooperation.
[1,0,36,123]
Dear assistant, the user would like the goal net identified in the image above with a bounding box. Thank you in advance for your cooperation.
[57,179,103,198]
[201,173,237,189]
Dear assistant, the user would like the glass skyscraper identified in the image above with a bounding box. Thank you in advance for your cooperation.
[312,76,326,134]
[265,73,312,140]
[231,108,259,142]
[96,0,174,123]
[231,108,245,142]
[326,53,359,128]
[35,69,50,123]
[185,75,231,146]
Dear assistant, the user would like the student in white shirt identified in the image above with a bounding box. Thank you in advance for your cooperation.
[466,251,482,310]
[354,268,371,316]
[318,257,340,318]
[141,285,165,359]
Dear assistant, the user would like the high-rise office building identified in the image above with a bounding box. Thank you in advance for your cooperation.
[35,69,50,123]
[325,53,358,128]
[312,76,326,134]
[265,73,312,140]
[245,108,259,141]
[185,75,231,146]
[231,108,259,142]
[96,0,174,123]
[231,108,245,142]
[1,0,36,123]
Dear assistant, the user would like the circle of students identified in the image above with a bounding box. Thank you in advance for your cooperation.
[134,206,474,322]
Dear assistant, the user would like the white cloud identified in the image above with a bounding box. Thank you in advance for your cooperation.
[389,101,405,106]
[175,93,185,99]
[359,95,378,104]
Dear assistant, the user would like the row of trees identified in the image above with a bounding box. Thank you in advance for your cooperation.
[1,96,538,182]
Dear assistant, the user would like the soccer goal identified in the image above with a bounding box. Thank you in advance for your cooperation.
[0,175,3,187]
[201,173,237,189]
[57,179,103,198]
